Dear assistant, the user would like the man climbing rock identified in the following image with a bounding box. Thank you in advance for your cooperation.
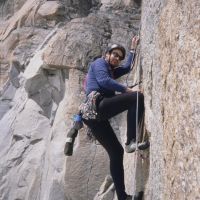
[81,36,145,200]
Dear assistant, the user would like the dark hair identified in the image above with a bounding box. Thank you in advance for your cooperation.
[105,44,126,60]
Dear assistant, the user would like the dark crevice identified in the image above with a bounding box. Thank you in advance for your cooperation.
[30,138,43,145]
[13,135,24,141]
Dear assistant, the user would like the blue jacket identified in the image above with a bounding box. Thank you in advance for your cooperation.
[86,52,135,97]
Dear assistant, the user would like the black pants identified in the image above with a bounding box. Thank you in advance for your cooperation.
[83,92,144,200]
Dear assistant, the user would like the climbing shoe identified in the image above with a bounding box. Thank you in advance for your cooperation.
[64,128,78,156]
[138,140,150,150]
[126,195,133,200]
[133,191,144,200]
[125,140,137,153]
[126,191,144,200]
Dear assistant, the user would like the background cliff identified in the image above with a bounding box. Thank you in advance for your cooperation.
[0,0,199,200]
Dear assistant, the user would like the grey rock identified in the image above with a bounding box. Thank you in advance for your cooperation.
[0,95,51,200]
[140,0,200,199]
[42,14,111,70]
[94,175,115,200]
[37,1,65,19]
[62,0,93,18]
[9,63,20,88]
[0,27,50,89]
[64,134,109,200]
[0,63,9,89]
[1,0,199,200]
[0,100,10,119]
[0,82,16,119]
[1,82,16,100]
[0,2,141,200]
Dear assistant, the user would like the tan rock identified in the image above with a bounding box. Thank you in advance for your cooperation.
[37,1,65,19]
[42,14,111,70]
[0,0,41,41]
[141,0,200,199]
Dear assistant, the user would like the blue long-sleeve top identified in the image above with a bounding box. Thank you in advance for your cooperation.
[86,52,135,97]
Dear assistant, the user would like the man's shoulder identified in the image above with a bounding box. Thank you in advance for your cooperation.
[93,57,108,67]
[94,57,104,63]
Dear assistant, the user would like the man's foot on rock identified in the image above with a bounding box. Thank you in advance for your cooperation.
[125,140,137,153]
[138,140,150,150]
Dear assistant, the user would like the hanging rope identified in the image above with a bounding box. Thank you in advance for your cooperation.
[131,24,150,200]
[132,37,142,200]
[135,47,141,149]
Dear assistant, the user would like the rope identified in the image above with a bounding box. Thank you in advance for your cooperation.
[131,26,143,200]
[132,49,141,200]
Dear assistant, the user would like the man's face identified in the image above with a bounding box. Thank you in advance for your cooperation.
[107,49,123,67]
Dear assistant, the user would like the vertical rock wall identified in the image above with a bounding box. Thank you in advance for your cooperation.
[141,0,200,199]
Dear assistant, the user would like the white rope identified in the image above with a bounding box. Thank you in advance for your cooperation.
[132,47,141,200]
[132,29,142,200]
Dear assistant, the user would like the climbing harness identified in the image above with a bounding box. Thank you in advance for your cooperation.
[79,91,102,120]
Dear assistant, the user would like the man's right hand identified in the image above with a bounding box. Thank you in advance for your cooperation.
[131,36,140,50]
[125,87,142,93]
[125,87,134,93]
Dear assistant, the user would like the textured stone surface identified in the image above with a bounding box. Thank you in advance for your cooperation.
[0,0,41,41]
[0,93,51,200]
[0,27,50,89]
[37,1,65,18]
[60,0,93,18]
[42,14,111,70]
[64,137,110,200]
[1,0,199,199]
[141,0,200,199]
[94,175,115,200]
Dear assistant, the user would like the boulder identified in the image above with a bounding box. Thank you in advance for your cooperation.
[141,0,200,199]
[37,1,65,19]
[42,14,111,70]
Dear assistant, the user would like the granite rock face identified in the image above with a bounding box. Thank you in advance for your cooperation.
[42,14,111,70]
[141,0,200,199]
[0,0,199,199]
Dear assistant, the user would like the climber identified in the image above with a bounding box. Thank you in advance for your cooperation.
[81,36,144,200]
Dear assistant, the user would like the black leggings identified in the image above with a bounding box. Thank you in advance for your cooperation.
[83,92,144,200]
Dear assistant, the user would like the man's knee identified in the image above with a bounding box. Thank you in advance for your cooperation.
[138,92,144,102]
